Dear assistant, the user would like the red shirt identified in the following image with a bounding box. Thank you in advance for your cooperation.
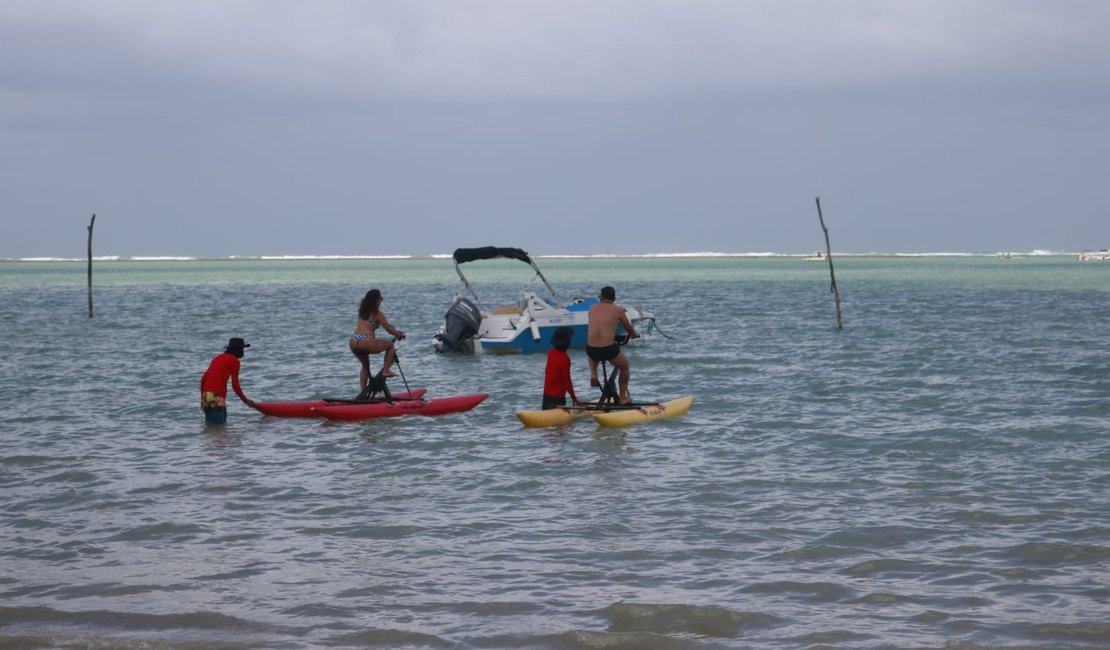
[200,353,248,402]
[543,348,577,402]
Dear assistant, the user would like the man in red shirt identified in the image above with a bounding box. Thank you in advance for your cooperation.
[542,327,578,410]
[200,337,256,424]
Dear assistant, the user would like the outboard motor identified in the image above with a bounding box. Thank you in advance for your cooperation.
[435,296,482,353]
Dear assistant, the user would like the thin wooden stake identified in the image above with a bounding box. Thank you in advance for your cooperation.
[87,214,96,318]
[815,197,843,329]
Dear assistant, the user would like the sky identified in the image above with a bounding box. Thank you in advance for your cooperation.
[1,0,1108,258]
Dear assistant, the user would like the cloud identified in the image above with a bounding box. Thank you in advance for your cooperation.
[2,0,1108,257]
[4,0,1108,106]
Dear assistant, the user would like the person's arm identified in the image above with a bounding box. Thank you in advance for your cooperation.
[619,312,639,339]
[379,313,406,339]
[229,360,256,408]
[562,354,578,404]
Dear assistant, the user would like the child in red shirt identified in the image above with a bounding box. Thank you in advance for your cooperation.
[200,337,256,424]
[542,327,578,410]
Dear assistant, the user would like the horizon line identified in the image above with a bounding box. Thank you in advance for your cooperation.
[0,249,1087,263]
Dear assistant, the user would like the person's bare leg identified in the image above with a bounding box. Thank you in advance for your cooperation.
[351,349,372,391]
[613,352,631,403]
[382,344,396,377]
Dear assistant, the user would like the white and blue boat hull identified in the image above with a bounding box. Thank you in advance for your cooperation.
[435,293,648,354]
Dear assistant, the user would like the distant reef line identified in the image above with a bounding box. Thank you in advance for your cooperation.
[0,250,1080,263]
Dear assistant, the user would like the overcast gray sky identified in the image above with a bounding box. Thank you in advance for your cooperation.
[2,0,1107,258]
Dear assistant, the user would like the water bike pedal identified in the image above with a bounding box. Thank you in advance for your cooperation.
[355,372,394,403]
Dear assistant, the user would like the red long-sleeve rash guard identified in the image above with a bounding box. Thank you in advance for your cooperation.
[543,348,577,402]
[200,353,248,402]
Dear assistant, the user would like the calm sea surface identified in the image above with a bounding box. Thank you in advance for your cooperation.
[1,256,1108,649]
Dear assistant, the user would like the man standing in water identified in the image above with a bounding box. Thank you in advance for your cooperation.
[586,286,640,404]
[200,337,256,424]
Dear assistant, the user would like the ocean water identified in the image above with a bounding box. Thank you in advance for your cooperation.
[1,255,1108,650]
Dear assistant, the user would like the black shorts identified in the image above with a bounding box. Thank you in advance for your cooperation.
[586,343,620,362]
[542,395,567,410]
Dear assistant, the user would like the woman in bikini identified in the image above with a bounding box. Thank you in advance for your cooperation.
[350,289,405,393]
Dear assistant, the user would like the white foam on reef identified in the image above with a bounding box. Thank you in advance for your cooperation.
[11,256,124,262]
[252,254,414,260]
[539,251,785,259]
[883,252,979,257]
[129,256,196,261]
[0,250,1086,262]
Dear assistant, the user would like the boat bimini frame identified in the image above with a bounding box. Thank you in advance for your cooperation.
[452,246,558,307]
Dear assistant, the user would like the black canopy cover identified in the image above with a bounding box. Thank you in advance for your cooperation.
[452,246,532,265]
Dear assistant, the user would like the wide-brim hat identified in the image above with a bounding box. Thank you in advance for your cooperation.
[226,337,251,351]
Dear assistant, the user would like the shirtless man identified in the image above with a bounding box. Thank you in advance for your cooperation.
[586,286,640,404]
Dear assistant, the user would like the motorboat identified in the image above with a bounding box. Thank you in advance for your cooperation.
[433,246,657,354]
[1079,249,1109,261]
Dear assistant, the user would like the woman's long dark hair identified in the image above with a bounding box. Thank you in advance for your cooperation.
[358,289,382,320]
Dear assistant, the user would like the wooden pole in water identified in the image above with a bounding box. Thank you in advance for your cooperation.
[87,214,95,318]
[815,197,843,329]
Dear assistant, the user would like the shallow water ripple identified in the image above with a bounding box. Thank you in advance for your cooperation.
[1,257,1109,649]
